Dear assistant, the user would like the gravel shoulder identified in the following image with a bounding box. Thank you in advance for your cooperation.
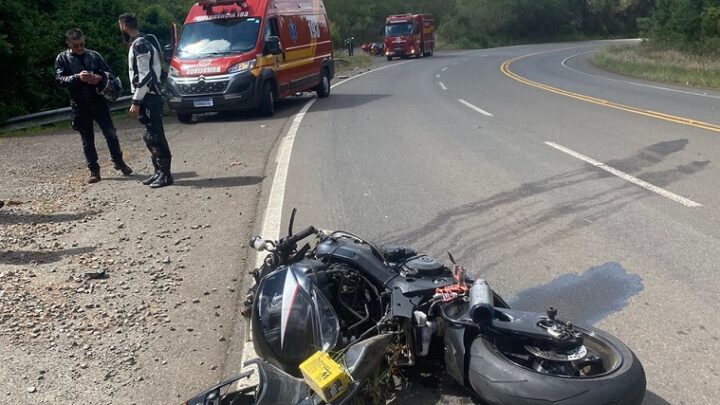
[0,60,383,404]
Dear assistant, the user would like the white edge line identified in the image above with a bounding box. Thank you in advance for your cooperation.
[237,60,414,387]
[561,52,720,100]
[441,67,448,72]
[331,60,411,89]
[439,82,448,91]
[458,99,493,117]
[545,141,702,207]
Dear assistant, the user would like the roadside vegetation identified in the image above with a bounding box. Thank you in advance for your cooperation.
[592,43,720,89]
[334,52,374,72]
[593,1,720,89]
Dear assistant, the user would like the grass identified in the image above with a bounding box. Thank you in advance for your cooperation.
[592,42,720,89]
[0,110,130,138]
[334,52,373,72]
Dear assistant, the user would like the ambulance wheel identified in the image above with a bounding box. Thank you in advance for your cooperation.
[316,69,331,98]
[259,82,275,117]
[387,56,393,61]
[177,113,192,124]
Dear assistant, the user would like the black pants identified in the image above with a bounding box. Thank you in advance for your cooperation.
[138,94,171,167]
[71,99,124,170]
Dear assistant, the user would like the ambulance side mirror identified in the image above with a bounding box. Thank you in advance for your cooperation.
[264,36,282,55]
[165,22,178,64]
[163,44,174,63]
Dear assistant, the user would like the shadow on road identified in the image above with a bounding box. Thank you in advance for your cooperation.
[0,246,95,265]
[0,210,98,225]
[172,171,199,180]
[174,175,264,188]
[311,93,391,112]
[103,173,146,182]
[644,391,673,405]
[191,96,313,124]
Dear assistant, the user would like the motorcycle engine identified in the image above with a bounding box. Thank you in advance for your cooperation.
[401,255,446,277]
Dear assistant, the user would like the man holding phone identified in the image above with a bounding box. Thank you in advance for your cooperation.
[55,28,132,183]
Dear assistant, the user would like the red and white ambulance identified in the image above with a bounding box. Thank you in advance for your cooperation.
[165,0,334,122]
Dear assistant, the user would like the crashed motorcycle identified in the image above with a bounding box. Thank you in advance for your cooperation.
[184,214,646,405]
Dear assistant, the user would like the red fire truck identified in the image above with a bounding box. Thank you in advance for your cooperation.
[384,14,435,61]
[165,0,334,122]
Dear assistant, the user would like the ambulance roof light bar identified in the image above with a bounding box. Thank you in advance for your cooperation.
[198,1,248,12]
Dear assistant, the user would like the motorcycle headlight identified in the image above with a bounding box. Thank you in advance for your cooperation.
[228,59,256,73]
[169,66,180,77]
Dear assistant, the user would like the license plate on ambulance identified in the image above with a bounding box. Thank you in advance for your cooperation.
[193,98,213,107]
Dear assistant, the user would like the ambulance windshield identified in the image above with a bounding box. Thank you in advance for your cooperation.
[177,17,261,59]
[385,23,413,37]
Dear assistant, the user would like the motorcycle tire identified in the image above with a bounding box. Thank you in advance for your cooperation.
[468,324,646,405]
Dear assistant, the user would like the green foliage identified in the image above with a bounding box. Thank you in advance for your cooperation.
[324,0,454,48]
[0,0,193,124]
[642,0,720,53]
[435,0,652,49]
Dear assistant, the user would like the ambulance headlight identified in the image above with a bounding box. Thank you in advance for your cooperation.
[228,59,256,73]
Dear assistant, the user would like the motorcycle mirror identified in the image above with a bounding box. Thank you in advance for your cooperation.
[250,237,267,251]
[447,251,457,265]
[288,208,297,237]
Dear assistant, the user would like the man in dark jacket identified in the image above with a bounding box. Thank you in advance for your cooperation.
[119,13,173,188]
[55,28,132,183]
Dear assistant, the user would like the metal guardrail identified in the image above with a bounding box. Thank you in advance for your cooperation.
[1,95,133,132]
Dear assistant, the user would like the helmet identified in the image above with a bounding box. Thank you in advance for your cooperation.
[96,73,122,103]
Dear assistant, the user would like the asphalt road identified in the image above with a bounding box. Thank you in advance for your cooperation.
[274,41,720,404]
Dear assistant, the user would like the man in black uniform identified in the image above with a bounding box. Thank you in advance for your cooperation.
[119,13,173,188]
[55,28,132,183]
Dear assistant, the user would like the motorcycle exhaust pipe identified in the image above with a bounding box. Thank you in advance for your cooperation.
[469,280,495,325]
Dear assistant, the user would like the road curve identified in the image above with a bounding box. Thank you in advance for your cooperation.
[277,41,720,405]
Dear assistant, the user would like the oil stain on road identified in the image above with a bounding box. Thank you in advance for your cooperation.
[507,262,643,325]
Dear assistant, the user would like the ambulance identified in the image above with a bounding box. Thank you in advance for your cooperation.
[165,0,334,122]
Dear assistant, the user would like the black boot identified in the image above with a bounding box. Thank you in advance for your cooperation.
[142,157,161,185]
[150,157,173,188]
[88,166,101,184]
[113,160,133,176]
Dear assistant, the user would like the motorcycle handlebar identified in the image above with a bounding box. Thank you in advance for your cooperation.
[249,226,318,254]
[286,226,317,245]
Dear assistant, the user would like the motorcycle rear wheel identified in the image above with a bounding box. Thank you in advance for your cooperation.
[468,324,645,405]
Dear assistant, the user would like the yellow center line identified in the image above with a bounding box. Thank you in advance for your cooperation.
[500,54,720,133]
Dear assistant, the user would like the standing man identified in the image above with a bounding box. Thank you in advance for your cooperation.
[118,13,173,188]
[55,28,133,183]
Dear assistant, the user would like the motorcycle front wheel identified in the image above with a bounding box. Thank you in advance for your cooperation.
[468,324,645,405]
